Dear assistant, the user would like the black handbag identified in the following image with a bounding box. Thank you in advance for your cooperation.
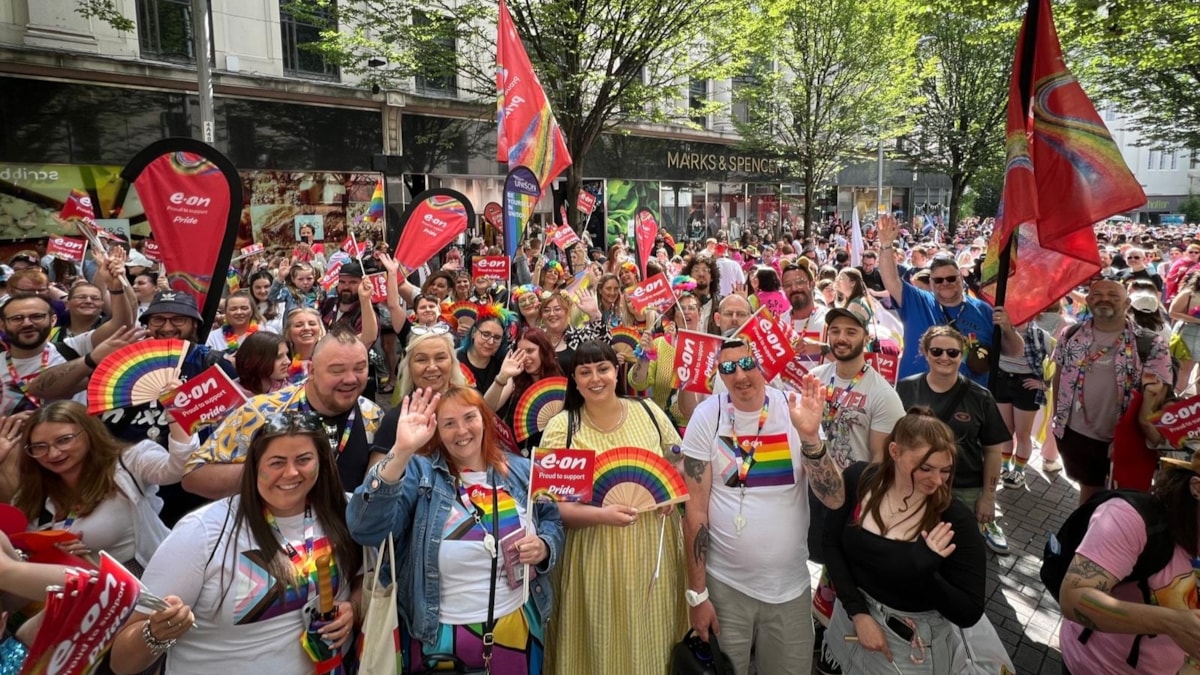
[670,629,734,675]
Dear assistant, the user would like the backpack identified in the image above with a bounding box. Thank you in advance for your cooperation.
[1040,489,1175,668]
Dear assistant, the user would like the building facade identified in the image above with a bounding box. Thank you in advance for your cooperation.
[1105,105,1199,224]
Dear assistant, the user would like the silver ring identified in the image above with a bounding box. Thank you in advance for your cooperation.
[167,620,175,628]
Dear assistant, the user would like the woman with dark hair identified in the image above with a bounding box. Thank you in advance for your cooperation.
[109,414,361,674]
[457,304,513,392]
[821,407,985,672]
[14,400,196,574]
[248,270,283,334]
[836,267,874,325]
[348,386,564,674]
[235,331,291,396]
[540,341,686,673]
[206,289,265,353]
[485,327,563,452]
[752,266,790,319]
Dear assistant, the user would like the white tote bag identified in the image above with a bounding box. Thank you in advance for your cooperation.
[358,534,402,674]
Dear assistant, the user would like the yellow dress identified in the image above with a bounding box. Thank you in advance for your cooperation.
[626,335,686,426]
[541,399,687,675]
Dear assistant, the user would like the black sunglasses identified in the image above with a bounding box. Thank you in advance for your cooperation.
[928,347,962,358]
[718,356,758,375]
[930,276,959,285]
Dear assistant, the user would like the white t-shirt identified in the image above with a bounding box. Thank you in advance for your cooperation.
[50,493,136,564]
[437,471,528,624]
[141,497,351,674]
[716,257,746,297]
[681,387,811,603]
[808,362,904,468]
[792,307,828,367]
[0,335,92,415]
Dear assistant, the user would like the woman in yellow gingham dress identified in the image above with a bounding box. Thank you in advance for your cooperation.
[541,341,687,675]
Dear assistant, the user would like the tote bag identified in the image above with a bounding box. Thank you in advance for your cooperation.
[358,534,402,674]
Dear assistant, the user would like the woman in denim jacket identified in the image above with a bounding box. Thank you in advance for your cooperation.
[348,386,564,674]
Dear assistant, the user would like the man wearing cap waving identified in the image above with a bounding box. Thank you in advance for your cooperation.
[877,215,1023,387]
[318,260,378,343]
[1053,278,1171,507]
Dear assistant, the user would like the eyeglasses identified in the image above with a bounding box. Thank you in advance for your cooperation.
[260,412,321,435]
[927,347,962,358]
[26,432,83,457]
[411,323,451,336]
[147,316,192,328]
[719,310,751,320]
[476,330,503,343]
[718,356,759,374]
[929,276,959,285]
[4,312,50,325]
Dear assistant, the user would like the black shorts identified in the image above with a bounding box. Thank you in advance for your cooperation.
[993,371,1040,412]
[1058,426,1110,488]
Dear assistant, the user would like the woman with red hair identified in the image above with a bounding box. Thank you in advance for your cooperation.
[348,386,565,674]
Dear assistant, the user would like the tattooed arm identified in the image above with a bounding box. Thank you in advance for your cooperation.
[1059,553,1200,652]
[681,455,720,641]
[801,440,845,510]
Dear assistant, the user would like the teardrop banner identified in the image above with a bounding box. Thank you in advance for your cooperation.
[393,188,475,271]
[116,138,242,342]
[503,166,542,258]
[483,201,504,230]
[634,207,658,278]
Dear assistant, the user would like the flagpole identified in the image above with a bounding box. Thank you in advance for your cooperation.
[990,0,1040,384]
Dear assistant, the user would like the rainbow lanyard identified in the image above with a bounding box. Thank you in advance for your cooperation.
[264,504,316,591]
[6,346,51,402]
[727,395,769,485]
[56,509,77,530]
[822,365,869,431]
[223,322,259,350]
[298,392,358,457]
[1072,332,1134,424]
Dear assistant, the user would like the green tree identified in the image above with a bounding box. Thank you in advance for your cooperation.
[1062,0,1200,149]
[288,0,750,230]
[896,2,1016,235]
[735,0,920,238]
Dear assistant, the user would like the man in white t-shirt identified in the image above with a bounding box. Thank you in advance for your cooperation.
[680,339,844,675]
[716,247,746,298]
[782,261,826,367]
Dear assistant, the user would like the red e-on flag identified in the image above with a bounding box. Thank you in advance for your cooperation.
[496,0,572,191]
[980,0,1145,325]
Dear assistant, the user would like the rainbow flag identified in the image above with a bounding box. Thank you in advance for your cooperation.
[365,179,385,223]
[718,433,795,488]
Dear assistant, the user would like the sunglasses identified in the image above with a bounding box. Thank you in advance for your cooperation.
[412,323,451,336]
[927,347,962,358]
[718,356,759,375]
[930,276,959,285]
[261,412,321,435]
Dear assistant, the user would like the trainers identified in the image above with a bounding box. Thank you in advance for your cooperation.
[982,521,1010,555]
[1002,468,1026,489]
[1042,457,1063,473]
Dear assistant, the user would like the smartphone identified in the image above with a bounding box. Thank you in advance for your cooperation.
[885,616,914,642]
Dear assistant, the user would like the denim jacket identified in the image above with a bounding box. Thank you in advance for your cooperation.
[347,452,565,646]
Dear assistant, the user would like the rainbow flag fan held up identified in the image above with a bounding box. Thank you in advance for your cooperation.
[87,339,189,414]
[591,446,689,512]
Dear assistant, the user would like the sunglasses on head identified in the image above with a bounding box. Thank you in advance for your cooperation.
[412,323,451,336]
[718,355,759,375]
[261,411,321,435]
[928,347,961,358]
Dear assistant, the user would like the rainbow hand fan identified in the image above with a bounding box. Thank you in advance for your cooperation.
[609,326,641,357]
[448,301,478,327]
[513,376,567,442]
[592,446,690,512]
[459,362,477,387]
[87,339,189,414]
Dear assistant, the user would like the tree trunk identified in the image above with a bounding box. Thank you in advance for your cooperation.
[802,165,816,241]
[947,174,966,238]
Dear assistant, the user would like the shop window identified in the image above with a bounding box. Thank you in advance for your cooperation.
[731,74,754,126]
[690,78,709,128]
[281,3,339,79]
[413,10,458,97]
[137,0,200,63]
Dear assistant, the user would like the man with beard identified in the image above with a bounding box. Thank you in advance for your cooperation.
[877,215,1022,386]
[181,325,384,498]
[9,252,135,414]
[1119,247,1165,293]
[319,261,379,338]
[1052,278,1171,506]
[782,261,826,367]
[683,253,723,334]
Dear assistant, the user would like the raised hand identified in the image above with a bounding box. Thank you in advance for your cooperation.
[577,289,599,317]
[92,326,148,362]
[0,412,32,464]
[786,373,824,440]
[498,349,525,381]
[358,276,375,302]
[393,387,440,455]
[921,521,957,558]
[877,215,898,245]
[375,250,399,274]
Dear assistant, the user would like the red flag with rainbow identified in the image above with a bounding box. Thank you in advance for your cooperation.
[980,0,1145,325]
[496,0,572,192]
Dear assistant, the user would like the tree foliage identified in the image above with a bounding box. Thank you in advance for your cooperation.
[75,0,135,32]
[734,0,919,237]
[896,1,1017,230]
[1061,0,1200,149]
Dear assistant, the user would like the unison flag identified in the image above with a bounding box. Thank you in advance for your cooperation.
[981,0,1145,325]
[119,138,241,342]
[504,167,541,257]
[496,0,572,191]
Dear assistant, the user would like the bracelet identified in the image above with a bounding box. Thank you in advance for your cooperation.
[494,377,509,387]
[108,288,125,295]
[800,440,827,461]
[84,353,98,369]
[141,620,176,655]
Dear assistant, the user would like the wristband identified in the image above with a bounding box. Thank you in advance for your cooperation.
[108,288,125,294]
[800,440,827,461]
[84,353,99,369]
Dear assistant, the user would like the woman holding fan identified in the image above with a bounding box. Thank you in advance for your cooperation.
[540,341,687,674]
[348,386,564,674]
[109,413,361,674]
[484,327,563,452]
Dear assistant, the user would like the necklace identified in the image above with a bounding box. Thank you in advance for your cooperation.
[223,321,259,351]
[583,400,626,433]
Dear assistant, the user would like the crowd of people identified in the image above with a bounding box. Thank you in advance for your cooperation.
[0,212,1195,675]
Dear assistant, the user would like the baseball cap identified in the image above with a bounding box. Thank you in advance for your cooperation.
[8,251,39,267]
[824,306,869,329]
[339,261,365,279]
[141,290,202,324]
[1129,292,1160,314]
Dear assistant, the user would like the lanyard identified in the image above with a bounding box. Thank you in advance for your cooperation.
[6,346,51,403]
[455,476,500,558]
[57,509,77,530]
[264,504,317,592]
[296,390,357,456]
[1072,332,1133,424]
[727,395,769,485]
[822,365,869,431]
